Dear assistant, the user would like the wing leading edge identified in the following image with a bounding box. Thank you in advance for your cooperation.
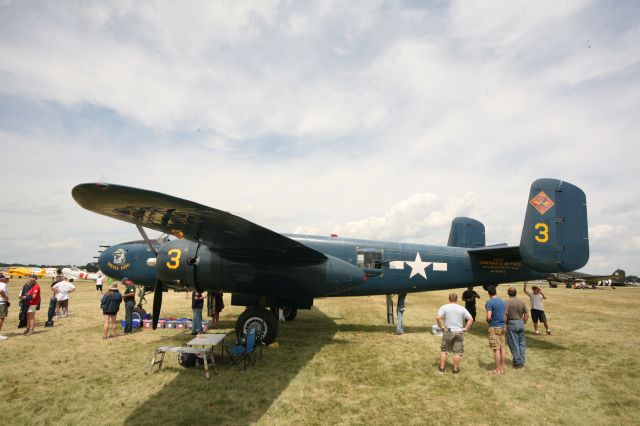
[72,183,327,262]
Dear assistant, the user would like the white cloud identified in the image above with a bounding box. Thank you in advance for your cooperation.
[0,1,638,275]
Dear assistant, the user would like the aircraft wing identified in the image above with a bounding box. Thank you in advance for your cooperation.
[72,183,327,262]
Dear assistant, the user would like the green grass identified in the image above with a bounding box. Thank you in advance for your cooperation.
[0,280,639,425]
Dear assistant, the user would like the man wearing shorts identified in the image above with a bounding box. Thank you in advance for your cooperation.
[52,278,76,318]
[95,275,104,294]
[524,282,551,335]
[0,274,10,340]
[436,293,473,374]
[485,286,506,375]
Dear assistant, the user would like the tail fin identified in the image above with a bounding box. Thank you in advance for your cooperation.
[447,217,485,248]
[519,178,589,272]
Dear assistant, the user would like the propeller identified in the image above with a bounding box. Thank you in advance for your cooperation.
[152,279,163,329]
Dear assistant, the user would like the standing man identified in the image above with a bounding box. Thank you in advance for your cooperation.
[395,293,407,335]
[52,278,76,318]
[462,286,481,322]
[524,283,551,335]
[191,290,204,335]
[435,293,473,374]
[122,277,136,334]
[485,286,506,375]
[0,274,9,340]
[505,286,529,368]
[21,278,41,336]
[95,274,104,294]
[17,279,32,329]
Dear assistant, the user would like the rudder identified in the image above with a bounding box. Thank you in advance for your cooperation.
[519,178,589,272]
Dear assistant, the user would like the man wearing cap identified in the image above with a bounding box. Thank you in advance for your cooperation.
[0,274,10,340]
[122,277,136,334]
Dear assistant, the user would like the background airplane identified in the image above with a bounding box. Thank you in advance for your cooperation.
[61,267,102,281]
[72,178,589,344]
[546,269,626,288]
[3,266,47,278]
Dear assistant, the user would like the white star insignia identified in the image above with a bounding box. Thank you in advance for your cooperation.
[405,253,430,279]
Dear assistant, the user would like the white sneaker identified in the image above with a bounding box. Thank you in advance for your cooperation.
[0,335,8,340]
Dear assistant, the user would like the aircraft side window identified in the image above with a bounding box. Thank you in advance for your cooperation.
[356,248,383,270]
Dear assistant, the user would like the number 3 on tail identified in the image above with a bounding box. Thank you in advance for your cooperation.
[534,223,549,243]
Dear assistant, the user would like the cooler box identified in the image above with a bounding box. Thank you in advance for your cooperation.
[157,319,166,328]
[201,320,210,331]
[143,319,152,329]
[165,320,177,329]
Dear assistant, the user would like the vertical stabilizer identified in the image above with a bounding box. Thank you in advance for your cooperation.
[519,179,589,272]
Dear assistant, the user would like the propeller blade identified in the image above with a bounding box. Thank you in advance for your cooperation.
[152,279,162,330]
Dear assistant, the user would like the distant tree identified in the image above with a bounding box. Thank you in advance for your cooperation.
[627,275,640,283]
[84,263,100,273]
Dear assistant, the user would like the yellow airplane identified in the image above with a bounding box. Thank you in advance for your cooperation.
[3,267,46,278]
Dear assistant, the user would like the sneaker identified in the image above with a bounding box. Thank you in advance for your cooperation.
[437,367,445,374]
[452,369,460,375]
[546,330,552,335]
[535,330,540,335]
[0,335,7,341]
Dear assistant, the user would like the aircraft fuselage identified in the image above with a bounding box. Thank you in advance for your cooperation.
[98,234,544,298]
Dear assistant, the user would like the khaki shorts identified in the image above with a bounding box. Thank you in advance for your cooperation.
[488,327,506,349]
[441,330,465,355]
[56,300,69,309]
[0,303,7,319]
[27,305,38,313]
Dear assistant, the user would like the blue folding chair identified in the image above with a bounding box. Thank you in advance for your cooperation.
[224,327,257,370]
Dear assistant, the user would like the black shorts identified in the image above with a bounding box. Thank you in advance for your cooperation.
[531,308,547,323]
[96,284,103,289]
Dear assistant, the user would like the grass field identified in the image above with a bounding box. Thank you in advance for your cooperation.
[0,279,639,425]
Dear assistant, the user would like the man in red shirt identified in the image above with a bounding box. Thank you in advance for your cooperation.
[21,278,40,336]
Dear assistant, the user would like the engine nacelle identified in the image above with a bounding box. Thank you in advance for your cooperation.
[156,239,200,289]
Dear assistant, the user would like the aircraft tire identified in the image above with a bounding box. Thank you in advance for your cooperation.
[270,306,298,322]
[236,307,279,345]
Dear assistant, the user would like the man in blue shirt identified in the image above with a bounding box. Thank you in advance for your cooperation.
[485,286,506,375]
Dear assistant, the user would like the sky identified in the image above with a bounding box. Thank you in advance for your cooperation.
[0,0,638,275]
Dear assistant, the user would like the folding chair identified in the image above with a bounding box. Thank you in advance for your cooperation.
[224,328,257,370]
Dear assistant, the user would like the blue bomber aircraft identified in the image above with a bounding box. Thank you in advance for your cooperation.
[72,178,589,344]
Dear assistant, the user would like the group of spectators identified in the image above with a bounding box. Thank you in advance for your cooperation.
[99,278,225,339]
[434,283,550,375]
[0,269,77,339]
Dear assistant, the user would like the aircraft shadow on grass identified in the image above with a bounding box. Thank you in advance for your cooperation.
[124,308,338,425]
[334,323,432,334]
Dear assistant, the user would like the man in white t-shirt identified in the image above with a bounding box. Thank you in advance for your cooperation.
[0,274,9,340]
[52,278,76,318]
[95,275,104,294]
[436,293,473,374]
[524,282,551,335]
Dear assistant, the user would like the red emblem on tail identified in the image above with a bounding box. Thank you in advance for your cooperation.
[530,191,555,215]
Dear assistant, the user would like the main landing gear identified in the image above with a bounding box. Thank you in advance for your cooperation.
[235,307,279,345]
